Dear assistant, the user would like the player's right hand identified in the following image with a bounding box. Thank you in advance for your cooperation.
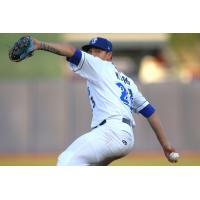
[162,144,179,163]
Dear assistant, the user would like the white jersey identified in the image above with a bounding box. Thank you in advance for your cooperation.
[68,50,149,128]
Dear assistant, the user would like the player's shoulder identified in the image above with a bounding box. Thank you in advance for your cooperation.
[117,71,133,83]
[82,50,114,70]
[82,50,106,63]
[119,71,138,89]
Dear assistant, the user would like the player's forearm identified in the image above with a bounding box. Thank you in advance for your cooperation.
[147,112,170,148]
[33,38,76,57]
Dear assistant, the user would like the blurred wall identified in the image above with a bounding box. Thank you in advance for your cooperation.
[0,80,200,154]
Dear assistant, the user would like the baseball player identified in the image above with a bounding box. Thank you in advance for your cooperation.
[9,36,179,165]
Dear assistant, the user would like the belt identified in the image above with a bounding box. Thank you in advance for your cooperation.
[92,118,132,129]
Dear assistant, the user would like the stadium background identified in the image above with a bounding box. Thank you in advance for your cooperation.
[0,33,200,165]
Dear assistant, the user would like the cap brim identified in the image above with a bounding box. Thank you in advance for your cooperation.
[81,45,93,52]
[82,44,109,52]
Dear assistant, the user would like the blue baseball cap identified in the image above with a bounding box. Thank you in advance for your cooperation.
[82,37,112,52]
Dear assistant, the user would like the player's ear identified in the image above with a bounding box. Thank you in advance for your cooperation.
[107,52,112,61]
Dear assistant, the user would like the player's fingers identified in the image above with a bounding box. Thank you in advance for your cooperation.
[169,158,178,163]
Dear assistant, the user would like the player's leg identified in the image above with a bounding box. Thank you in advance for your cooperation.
[57,132,99,166]
[56,129,115,166]
[57,118,134,166]
[93,127,134,165]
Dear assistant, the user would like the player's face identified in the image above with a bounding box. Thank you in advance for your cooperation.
[88,48,112,61]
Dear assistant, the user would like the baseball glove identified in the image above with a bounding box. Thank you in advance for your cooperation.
[9,36,35,62]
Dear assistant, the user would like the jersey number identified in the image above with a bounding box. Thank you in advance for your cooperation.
[116,82,133,112]
[88,87,96,110]
[90,96,96,109]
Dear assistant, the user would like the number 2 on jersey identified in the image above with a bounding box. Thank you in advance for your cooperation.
[116,82,133,112]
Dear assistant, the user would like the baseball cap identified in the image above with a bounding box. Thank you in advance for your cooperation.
[82,37,112,52]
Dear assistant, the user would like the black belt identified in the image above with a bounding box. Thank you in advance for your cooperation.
[92,118,132,129]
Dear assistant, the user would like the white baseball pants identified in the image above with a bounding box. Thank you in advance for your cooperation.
[57,117,134,166]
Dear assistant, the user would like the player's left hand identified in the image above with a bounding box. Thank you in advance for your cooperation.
[9,36,35,62]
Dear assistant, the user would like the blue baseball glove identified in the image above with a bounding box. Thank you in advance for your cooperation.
[9,36,35,62]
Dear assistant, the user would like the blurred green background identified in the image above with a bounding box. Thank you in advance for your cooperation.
[1,33,200,81]
[0,33,64,79]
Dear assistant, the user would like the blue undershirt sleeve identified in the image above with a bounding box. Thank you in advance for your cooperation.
[139,104,156,118]
[67,49,82,66]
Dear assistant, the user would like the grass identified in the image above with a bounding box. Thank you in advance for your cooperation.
[0,152,200,166]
